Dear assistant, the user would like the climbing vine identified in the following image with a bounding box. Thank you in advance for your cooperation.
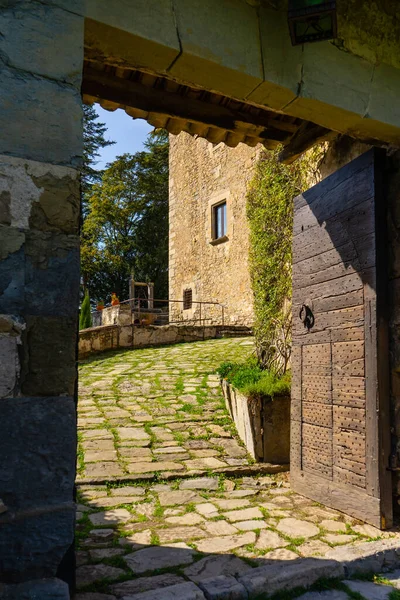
[246,146,325,375]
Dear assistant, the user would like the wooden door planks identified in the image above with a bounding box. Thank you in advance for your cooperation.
[291,148,392,528]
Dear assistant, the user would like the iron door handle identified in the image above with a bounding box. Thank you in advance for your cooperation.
[299,304,314,330]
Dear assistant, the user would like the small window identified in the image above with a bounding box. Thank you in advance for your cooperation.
[183,289,193,310]
[213,201,227,240]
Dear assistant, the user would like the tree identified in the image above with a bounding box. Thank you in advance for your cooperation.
[82,104,115,216]
[79,291,92,330]
[81,130,169,303]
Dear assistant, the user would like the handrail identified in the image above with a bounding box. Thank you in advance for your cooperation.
[91,296,227,327]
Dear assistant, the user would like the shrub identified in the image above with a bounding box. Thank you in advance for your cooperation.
[217,360,290,401]
[79,291,92,330]
[246,146,325,375]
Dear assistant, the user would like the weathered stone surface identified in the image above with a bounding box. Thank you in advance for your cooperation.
[296,591,349,600]
[255,530,287,550]
[158,491,200,506]
[325,539,400,575]
[0,397,76,510]
[89,548,125,560]
[352,524,383,538]
[155,446,187,454]
[158,526,206,543]
[262,549,299,561]
[75,594,116,600]
[224,507,263,522]
[180,477,219,490]
[76,564,126,588]
[127,461,184,474]
[120,529,152,548]
[344,580,393,600]
[185,554,252,584]
[123,582,206,600]
[165,513,205,526]
[215,499,251,511]
[117,427,151,442]
[0,578,69,599]
[184,457,227,470]
[0,505,75,581]
[0,337,19,397]
[88,529,115,541]
[298,540,331,557]
[90,496,142,508]
[323,534,356,545]
[22,316,77,395]
[383,570,400,589]
[120,448,152,460]
[89,509,132,526]
[84,463,125,478]
[0,227,25,314]
[235,519,268,531]
[198,575,247,600]
[110,574,186,596]
[238,558,344,597]
[85,450,118,462]
[0,66,82,166]
[124,546,195,573]
[276,518,319,539]
[204,520,238,536]
[195,532,256,553]
[195,503,219,517]
[111,486,145,496]
[320,520,347,533]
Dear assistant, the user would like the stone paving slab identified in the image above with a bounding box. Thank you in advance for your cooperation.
[76,339,400,598]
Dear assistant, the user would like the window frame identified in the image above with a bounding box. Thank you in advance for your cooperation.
[211,200,228,243]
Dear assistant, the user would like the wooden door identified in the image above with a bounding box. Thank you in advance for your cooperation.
[291,149,392,529]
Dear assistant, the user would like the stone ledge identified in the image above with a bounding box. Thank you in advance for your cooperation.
[79,323,252,359]
[0,577,69,599]
[75,462,289,485]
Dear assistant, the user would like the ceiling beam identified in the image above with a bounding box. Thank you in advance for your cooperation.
[278,121,335,164]
[82,66,296,144]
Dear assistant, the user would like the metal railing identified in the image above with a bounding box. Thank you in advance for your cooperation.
[94,296,226,327]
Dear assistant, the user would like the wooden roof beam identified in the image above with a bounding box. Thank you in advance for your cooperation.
[278,121,336,164]
[82,66,298,145]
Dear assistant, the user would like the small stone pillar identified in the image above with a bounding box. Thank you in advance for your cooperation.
[0,0,84,593]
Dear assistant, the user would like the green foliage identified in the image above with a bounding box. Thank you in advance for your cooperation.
[216,360,291,400]
[82,104,115,216]
[246,146,324,373]
[81,130,169,302]
[79,291,92,330]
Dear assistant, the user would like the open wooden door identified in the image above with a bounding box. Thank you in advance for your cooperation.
[291,149,392,529]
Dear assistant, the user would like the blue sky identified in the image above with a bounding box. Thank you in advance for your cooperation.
[94,105,153,169]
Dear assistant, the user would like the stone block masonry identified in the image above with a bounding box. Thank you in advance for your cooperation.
[0,0,84,595]
[169,132,259,327]
[78,322,252,358]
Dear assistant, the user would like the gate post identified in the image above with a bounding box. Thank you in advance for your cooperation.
[0,1,84,594]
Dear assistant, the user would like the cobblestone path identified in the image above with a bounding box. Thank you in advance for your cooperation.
[76,338,400,600]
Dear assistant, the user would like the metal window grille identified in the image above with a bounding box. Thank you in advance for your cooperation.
[183,289,193,310]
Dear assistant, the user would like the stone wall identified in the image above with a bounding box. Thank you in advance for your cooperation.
[169,132,260,326]
[221,380,290,465]
[79,323,252,358]
[0,0,84,594]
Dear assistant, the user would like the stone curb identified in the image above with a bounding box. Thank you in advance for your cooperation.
[133,539,400,600]
[76,462,289,486]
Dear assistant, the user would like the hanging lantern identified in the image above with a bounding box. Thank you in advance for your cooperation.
[288,0,337,46]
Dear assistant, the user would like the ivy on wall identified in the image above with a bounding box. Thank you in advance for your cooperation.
[246,146,325,375]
